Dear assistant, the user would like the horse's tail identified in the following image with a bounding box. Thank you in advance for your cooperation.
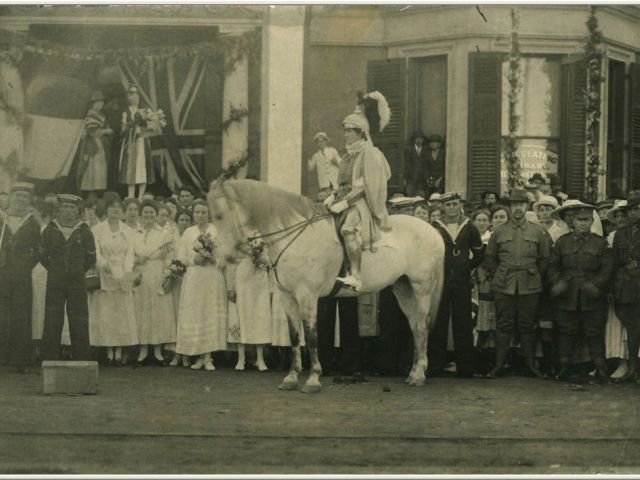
[427,256,444,331]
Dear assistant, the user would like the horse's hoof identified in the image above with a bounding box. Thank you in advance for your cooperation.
[301,384,322,394]
[405,376,411,384]
[278,381,299,391]
[407,377,426,387]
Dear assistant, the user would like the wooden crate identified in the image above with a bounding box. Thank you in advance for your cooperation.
[42,361,99,395]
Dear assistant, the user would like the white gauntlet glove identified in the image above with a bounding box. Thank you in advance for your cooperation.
[323,193,335,207]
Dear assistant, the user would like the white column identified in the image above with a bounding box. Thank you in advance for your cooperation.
[222,55,249,176]
[261,6,306,193]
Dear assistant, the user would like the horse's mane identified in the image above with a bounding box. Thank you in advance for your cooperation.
[222,179,321,228]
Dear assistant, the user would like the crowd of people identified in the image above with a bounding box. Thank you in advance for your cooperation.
[384,182,640,384]
[1,172,640,385]
[0,183,297,374]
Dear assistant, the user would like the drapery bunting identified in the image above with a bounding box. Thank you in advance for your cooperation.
[0,27,260,75]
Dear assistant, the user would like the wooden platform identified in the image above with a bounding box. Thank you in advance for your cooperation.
[1,366,639,473]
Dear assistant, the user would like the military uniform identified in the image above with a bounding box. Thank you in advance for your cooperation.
[483,214,550,376]
[429,216,484,376]
[611,221,640,381]
[548,231,613,379]
[40,219,96,361]
[0,214,40,367]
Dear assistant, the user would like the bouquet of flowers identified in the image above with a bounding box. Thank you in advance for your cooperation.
[158,259,187,295]
[247,231,271,272]
[142,108,168,129]
[194,232,216,265]
[127,108,167,135]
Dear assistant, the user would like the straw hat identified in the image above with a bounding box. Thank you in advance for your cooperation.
[551,199,595,218]
[532,195,559,213]
[606,200,628,223]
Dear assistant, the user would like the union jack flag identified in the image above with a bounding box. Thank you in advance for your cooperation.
[119,56,220,193]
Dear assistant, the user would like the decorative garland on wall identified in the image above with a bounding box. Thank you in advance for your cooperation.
[584,6,605,202]
[504,8,523,193]
[0,27,260,75]
[222,149,250,179]
[222,105,249,132]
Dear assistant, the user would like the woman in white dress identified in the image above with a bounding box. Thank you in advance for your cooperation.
[167,207,192,367]
[90,194,138,365]
[604,200,638,378]
[123,198,140,231]
[226,238,272,372]
[175,200,227,370]
[133,201,177,365]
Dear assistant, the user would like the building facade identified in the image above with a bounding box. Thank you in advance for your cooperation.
[303,5,640,203]
[1,5,639,204]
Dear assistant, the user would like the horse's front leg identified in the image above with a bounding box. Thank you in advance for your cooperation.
[298,294,322,394]
[278,291,302,391]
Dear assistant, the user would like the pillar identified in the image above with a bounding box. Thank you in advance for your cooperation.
[222,55,249,176]
[260,6,306,193]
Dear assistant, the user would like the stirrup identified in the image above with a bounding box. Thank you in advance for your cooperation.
[337,275,361,292]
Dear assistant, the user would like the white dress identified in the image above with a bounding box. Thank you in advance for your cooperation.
[226,257,272,345]
[133,225,177,345]
[604,230,634,359]
[270,271,305,347]
[175,224,227,355]
[89,221,139,347]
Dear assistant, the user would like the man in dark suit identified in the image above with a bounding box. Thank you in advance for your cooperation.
[426,134,445,197]
[404,130,429,197]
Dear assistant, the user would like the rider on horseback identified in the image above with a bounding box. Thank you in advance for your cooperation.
[324,91,392,292]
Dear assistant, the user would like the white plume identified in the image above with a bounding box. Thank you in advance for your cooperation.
[365,90,391,132]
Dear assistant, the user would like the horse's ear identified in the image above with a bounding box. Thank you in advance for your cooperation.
[209,175,226,193]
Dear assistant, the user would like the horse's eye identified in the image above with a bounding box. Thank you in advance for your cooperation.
[214,213,223,221]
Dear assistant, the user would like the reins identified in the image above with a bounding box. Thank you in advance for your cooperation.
[218,181,332,288]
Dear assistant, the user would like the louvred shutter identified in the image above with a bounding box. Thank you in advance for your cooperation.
[560,57,587,198]
[367,58,407,192]
[630,63,640,191]
[247,41,262,180]
[467,52,502,203]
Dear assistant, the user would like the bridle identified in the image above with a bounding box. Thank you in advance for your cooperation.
[215,182,331,287]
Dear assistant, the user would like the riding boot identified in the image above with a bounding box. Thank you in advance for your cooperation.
[520,332,543,378]
[486,331,511,378]
[555,334,575,381]
[339,232,362,290]
[586,335,609,384]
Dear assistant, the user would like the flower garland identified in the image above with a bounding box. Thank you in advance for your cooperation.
[222,104,249,132]
[221,150,250,179]
[0,27,260,76]
[584,7,605,202]
[503,7,523,193]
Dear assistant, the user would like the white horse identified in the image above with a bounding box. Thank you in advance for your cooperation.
[208,179,444,393]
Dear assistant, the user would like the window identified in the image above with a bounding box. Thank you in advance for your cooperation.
[500,56,562,193]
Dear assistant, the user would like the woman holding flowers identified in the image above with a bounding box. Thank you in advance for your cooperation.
[175,199,227,370]
[119,86,166,200]
[90,193,138,365]
[133,200,177,365]
[227,232,272,371]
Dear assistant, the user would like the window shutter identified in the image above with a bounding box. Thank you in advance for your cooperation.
[247,40,262,180]
[630,63,640,191]
[367,58,407,192]
[560,58,587,198]
[467,52,502,202]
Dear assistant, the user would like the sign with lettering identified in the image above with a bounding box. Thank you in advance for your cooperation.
[500,139,558,194]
